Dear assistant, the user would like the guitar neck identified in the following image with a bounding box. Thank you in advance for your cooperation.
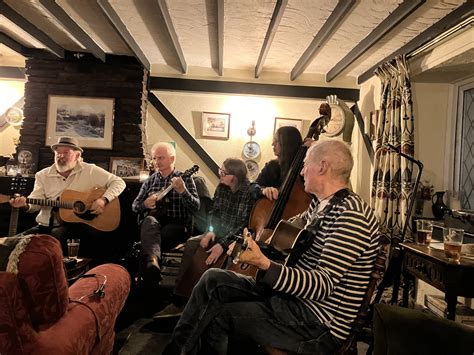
[26,198,74,210]
[8,208,20,237]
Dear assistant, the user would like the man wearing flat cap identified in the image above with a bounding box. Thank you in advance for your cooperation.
[9,136,126,255]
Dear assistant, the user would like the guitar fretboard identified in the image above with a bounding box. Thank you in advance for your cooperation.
[26,198,74,210]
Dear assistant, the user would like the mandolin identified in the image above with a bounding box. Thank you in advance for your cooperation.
[0,187,120,232]
[145,165,199,218]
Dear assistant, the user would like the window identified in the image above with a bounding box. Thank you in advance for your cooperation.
[453,82,474,209]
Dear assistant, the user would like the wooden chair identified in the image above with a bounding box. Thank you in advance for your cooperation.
[264,236,389,355]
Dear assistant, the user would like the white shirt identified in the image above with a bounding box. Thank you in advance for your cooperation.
[27,161,126,226]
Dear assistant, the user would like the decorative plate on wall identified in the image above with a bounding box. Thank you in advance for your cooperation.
[245,160,259,180]
[242,141,261,159]
[5,107,24,126]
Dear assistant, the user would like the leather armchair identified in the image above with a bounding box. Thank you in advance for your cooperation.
[373,303,474,355]
[0,234,130,354]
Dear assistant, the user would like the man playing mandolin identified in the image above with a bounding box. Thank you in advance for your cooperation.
[163,140,380,355]
[132,142,199,283]
[9,136,126,255]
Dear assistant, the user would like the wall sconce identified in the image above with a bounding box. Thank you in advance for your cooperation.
[139,170,150,182]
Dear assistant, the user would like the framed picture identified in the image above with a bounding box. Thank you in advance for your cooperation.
[201,112,230,139]
[46,95,115,149]
[109,157,144,180]
[274,117,303,134]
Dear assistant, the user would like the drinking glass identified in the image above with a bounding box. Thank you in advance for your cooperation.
[67,239,80,259]
[443,228,464,262]
[416,219,433,245]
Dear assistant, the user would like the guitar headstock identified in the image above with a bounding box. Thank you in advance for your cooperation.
[182,165,200,178]
[11,173,28,198]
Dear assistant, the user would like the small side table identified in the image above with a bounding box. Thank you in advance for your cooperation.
[65,258,92,284]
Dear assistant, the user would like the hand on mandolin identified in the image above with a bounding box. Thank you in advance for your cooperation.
[228,234,271,271]
[171,176,186,194]
[144,194,158,209]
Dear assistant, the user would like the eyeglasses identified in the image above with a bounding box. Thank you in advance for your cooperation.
[218,168,231,177]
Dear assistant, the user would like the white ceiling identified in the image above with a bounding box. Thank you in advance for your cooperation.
[0,0,472,85]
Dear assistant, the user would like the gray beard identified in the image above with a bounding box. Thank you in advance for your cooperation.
[55,161,77,173]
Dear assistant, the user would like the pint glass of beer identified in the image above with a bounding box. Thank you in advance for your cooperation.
[416,219,433,245]
[443,228,464,262]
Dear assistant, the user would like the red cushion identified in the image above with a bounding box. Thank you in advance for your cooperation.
[17,234,69,328]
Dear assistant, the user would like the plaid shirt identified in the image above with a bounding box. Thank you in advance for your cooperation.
[209,181,257,249]
[132,170,199,222]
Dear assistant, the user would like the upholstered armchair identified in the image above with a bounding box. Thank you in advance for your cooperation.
[0,234,130,354]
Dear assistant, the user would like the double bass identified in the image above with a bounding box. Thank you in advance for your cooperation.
[249,103,332,243]
[228,103,331,275]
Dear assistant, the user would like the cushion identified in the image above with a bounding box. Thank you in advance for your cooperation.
[17,234,69,328]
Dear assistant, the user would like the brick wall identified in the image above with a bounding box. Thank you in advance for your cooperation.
[19,53,147,172]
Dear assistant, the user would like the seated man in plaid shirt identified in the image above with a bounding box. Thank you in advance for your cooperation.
[132,142,199,283]
[154,158,257,318]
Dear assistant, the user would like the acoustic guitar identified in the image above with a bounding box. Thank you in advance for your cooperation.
[0,187,120,232]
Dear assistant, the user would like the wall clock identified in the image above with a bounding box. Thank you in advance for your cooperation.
[245,160,259,180]
[322,96,355,144]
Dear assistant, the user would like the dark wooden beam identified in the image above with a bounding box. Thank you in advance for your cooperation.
[148,92,219,176]
[255,0,287,78]
[217,0,224,76]
[38,0,105,62]
[0,32,26,55]
[326,0,425,82]
[358,2,474,84]
[351,103,374,164]
[0,1,64,58]
[0,66,25,79]
[157,0,187,73]
[150,77,359,102]
[97,0,150,71]
[290,0,356,81]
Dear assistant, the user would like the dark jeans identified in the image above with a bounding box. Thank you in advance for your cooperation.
[169,268,340,355]
[139,215,189,259]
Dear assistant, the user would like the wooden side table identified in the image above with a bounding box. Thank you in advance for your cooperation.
[65,258,92,284]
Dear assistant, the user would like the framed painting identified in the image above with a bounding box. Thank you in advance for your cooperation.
[274,117,303,134]
[201,112,230,139]
[45,95,115,149]
[109,157,145,180]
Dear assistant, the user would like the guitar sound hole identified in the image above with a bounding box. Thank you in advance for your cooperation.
[73,201,86,213]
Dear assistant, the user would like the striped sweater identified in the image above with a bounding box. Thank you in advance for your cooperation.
[259,191,380,341]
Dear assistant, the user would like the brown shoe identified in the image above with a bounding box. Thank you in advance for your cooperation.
[144,255,162,283]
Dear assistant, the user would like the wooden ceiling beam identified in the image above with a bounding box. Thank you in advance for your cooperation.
[38,0,105,62]
[0,1,64,58]
[97,0,150,71]
[290,0,356,81]
[157,0,187,73]
[255,0,287,78]
[0,32,26,55]
[357,2,474,84]
[217,0,224,76]
[150,76,359,102]
[326,0,425,82]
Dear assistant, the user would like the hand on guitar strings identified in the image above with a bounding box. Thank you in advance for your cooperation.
[228,229,271,271]
[90,198,106,215]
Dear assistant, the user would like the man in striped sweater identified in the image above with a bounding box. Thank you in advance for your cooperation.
[163,140,380,355]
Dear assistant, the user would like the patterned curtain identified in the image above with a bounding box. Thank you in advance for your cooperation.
[371,55,415,244]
